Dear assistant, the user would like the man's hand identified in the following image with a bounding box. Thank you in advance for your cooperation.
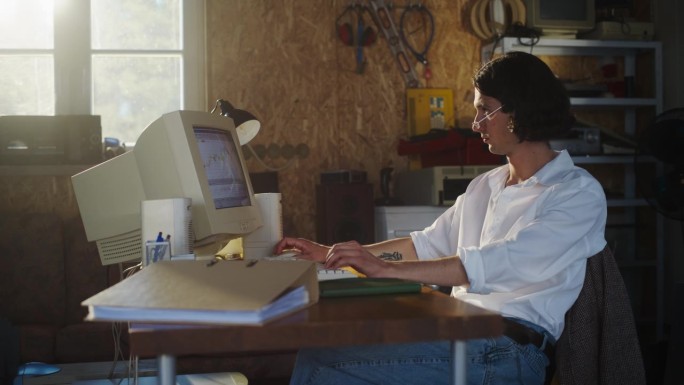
[324,241,394,278]
[273,237,330,263]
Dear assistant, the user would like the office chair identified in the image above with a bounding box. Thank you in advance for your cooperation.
[553,246,646,385]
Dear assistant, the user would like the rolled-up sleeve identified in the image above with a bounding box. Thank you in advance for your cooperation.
[410,151,608,339]
[411,155,607,294]
[461,178,606,293]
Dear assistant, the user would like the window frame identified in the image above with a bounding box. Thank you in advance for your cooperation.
[50,0,206,135]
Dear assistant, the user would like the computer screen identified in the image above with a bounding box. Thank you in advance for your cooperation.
[525,0,595,37]
[194,127,250,210]
[72,110,262,265]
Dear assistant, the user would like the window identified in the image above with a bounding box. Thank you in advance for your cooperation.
[0,0,205,143]
[0,0,55,115]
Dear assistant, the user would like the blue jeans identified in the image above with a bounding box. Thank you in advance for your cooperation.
[289,318,553,385]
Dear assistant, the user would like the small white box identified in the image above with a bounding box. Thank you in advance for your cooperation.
[375,206,448,241]
[395,165,497,206]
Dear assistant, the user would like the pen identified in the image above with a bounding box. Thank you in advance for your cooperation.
[206,258,219,267]
[150,231,166,263]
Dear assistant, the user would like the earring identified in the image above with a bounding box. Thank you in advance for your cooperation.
[507,118,515,133]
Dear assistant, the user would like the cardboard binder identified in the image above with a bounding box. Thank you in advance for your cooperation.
[82,259,319,325]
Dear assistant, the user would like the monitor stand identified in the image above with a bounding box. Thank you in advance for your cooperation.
[193,238,240,261]
[190,192,283,261]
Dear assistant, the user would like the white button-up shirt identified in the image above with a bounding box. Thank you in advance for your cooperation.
[411,150,607,339]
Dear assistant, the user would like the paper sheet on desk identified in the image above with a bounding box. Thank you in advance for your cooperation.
[82,259,319,325]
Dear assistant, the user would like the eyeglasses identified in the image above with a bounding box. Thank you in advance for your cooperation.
[472,105,503,130]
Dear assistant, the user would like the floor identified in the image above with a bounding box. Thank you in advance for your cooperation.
[14,344,674,385]
[18,361,155,385]
[70,373,248,385]
[16,361,249,385]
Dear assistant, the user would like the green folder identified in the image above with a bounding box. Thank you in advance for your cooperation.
[319,278,423,298]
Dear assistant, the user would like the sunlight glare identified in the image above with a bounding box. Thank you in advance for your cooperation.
[0,0,54,49]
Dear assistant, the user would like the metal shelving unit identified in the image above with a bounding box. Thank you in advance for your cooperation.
[483,37,665,341]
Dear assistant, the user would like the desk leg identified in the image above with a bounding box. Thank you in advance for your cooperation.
[158,354,176,385]
[451,340,466,385]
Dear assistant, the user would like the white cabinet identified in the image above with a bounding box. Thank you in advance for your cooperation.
[482,38,665,341]
[374,206,447,241]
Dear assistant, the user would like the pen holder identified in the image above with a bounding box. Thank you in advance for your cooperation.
[145,241,171,266]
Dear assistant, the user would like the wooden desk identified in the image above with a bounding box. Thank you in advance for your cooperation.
[129,288,503,385]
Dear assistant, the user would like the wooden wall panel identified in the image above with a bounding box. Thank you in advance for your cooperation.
[206,0,484,240]
[0,175,81,220]
[0,1,633,245]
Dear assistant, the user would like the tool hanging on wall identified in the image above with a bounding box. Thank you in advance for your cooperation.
[468,0,526,41]
[367,0,421,88]
[399,3,435,85]
[336,2,377,74]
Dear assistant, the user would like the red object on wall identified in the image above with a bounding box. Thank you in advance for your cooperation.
[397,129,503,167]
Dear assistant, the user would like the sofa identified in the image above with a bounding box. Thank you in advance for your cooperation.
[0,211,295,384]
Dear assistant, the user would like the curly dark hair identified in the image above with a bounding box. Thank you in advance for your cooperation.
[473,51,574,142]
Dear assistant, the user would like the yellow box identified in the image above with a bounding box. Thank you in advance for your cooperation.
[406,88,455,137]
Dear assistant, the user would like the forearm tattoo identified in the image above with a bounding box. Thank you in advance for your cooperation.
[379,251,402,261]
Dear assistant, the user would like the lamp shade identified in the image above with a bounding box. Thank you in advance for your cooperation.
[218,99,261,145]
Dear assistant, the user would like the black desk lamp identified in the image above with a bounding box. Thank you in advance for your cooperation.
[211,99,261,145]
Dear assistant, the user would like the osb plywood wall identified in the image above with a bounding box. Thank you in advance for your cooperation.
[205,0,640,241]
[0,175,81,220]
[1,0,648,244]
[207,0,495,240]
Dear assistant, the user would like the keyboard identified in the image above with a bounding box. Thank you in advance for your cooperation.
[316,266,358,281]
[264,253,359,281]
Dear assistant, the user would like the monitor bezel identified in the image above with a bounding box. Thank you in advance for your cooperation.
[73,110,263,265]
[525,0,596,35]
[134,110,262,248]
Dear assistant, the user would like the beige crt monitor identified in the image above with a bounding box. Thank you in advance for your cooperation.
[525,0,595,37]
[72,110,263,265]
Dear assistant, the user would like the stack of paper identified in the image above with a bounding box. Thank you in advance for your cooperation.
[82,259,319,325]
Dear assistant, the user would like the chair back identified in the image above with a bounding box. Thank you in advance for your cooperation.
[555,246,646,385]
